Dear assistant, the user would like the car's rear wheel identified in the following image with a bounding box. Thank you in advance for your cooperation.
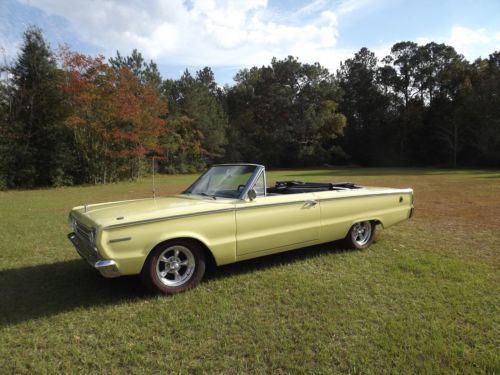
[344,221,375,249]
[141,240,206,294]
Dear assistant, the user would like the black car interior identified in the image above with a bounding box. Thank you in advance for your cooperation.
[266,180,361,195]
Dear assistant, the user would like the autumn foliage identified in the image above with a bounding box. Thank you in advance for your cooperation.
[61,50,167,183]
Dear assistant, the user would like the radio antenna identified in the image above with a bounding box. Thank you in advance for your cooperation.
[152,156,156,200]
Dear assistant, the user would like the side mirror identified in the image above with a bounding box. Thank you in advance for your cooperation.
[247,189,257,201]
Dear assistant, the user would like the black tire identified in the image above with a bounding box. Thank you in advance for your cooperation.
[141,239,206,295]
[344,221,376,249]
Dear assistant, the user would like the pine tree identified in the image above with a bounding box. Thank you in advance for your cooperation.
[7,27,73,187]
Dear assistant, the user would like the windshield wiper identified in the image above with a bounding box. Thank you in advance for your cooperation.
[200,193,217,200]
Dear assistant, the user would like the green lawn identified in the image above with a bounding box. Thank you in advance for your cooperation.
[0,169,499,373]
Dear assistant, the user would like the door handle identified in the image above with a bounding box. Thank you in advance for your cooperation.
[305,199,318,206]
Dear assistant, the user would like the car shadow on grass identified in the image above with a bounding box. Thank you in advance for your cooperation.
[0,241,352,327]
[0,259,146,327]
[204,241,356,281]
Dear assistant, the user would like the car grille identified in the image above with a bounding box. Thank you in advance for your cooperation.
[75,220,93,244]
[68,232,99,265]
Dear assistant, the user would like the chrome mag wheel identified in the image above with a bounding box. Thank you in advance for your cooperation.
[351,221,372,246]
[156,245,196,287]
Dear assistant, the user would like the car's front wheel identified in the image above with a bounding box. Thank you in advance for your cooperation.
[141,240,206,294]
[344,221,375,249]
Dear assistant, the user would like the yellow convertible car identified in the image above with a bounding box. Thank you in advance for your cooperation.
[68,164,414,294]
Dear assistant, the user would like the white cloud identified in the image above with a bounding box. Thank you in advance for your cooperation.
[0,12,22,63]
[292,0,328,18]
[448,26,490,50]
[336,0,373,16]
[0,38,20,63]
[446,26,500,59]
[17,0,354,72]
[370,42,393,60]
[415,37,431,46]
[418,26,499,60]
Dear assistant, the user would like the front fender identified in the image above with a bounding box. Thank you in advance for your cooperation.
[100,210,237,275]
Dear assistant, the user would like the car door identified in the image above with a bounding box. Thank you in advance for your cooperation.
[235,191,320,257]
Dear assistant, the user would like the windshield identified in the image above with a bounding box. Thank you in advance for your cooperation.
[184,165,257,199]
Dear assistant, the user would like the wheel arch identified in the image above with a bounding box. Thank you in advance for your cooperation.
[143,236,217,270]
[343,218,378,249]
[350,218,384,228]
[341,218,383,240]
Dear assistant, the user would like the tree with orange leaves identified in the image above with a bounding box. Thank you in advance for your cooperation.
[60,49,167,183]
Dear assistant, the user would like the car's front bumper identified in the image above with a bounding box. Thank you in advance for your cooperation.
[68,232,120,278]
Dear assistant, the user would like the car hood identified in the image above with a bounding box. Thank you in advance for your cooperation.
[70,195,235,229]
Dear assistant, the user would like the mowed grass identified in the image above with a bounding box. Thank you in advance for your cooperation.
[0,168,499,374]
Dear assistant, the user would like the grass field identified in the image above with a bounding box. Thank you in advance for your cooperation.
[0,168,499,373]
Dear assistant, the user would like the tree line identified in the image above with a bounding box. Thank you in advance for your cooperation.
[338,44,500,167]
[1,27,499,189]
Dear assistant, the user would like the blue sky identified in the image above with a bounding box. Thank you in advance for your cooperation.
[1,0,499,84]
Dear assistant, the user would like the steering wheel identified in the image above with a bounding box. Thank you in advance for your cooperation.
[237,184,246,192]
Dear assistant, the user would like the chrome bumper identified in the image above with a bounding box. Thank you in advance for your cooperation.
[67,233,120,278]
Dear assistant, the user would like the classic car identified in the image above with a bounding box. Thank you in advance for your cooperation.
[68,164,414,294]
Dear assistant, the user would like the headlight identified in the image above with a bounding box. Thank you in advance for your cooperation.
[89,228,97,247]
[68,215,77,232]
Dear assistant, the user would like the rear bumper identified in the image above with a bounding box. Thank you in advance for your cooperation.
[68,232,120,278]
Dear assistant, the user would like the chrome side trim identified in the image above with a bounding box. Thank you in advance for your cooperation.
[213,163,264,168]
[102,190,413,229]
[317,189,414,202]
[108,237,132,243]
[236,200,310,211]
[104,207,236,229]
